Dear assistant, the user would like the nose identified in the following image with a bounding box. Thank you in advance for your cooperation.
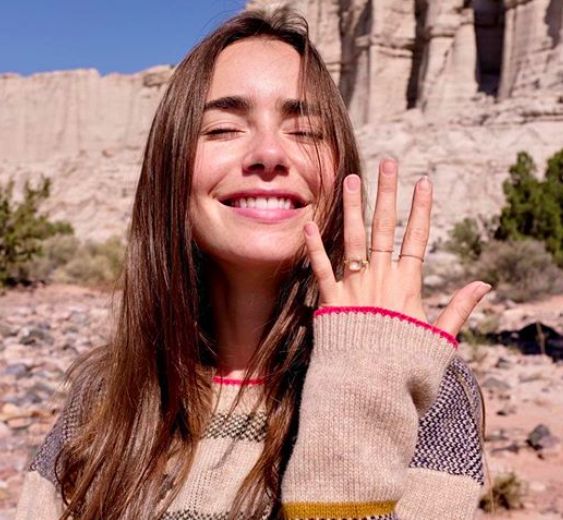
[242,129,289,179]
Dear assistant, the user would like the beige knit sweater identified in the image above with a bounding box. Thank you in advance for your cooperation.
[16,307,484,520]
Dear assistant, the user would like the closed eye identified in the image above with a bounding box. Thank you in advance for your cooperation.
[203,128,242,139]
[290,130,324,141]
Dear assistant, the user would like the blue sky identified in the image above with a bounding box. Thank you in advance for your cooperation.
[0,0,247,76]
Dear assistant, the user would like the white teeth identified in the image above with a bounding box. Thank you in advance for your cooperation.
[229,196,296,209]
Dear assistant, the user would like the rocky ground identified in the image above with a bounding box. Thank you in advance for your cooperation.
[0,285,562,519]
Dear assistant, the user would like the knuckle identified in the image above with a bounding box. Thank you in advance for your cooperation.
[317,267,333,282]
[345,236,365,250]
[452,301,471,322]
[373,216,395,233]
[405,226,428,244]
[378,182,396,194]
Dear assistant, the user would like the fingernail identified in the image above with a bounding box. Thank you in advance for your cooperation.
[418,176,432,191]
[382,159,396,175]
[304,222,315,237]
[345,175,360,192]
[474,282,492,298]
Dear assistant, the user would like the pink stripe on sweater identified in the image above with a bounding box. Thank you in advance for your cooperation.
[212,376,266,386]
[314,306,458,348]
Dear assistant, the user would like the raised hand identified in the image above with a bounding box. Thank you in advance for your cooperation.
[303,158,491,337]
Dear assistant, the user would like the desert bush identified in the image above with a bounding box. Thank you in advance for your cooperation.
[13,234,80,283]
[442,149,563,301]
[444,217,485,264]
[0,177,73,286]
[474,239,563,302]
[53,236,125,287]
[495,150,563,266]
[479,472,526,512]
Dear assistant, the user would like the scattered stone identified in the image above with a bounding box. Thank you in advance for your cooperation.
[19,327,54,346]
[2,363,30,380]
[491,442,521,455]
[485,429,510,442]
[519,371,545,383]
[497,404,518,416]
[482,377,511,392]
[0,422,11,439]
[424,274,444,289]
[527,424,561,451]
[0,322,16,338]
[495,357,513,370]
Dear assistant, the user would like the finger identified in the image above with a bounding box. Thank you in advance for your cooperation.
[304,222,337,302]
[343,174,367,277]
[370,158,398,269]
[433,281,492,336]
[399,176,432,273]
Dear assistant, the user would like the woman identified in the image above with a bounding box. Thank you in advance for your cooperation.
[16,7,489,520]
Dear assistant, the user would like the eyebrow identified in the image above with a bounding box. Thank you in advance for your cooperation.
[203,96,320,117]
[203,96,251,113]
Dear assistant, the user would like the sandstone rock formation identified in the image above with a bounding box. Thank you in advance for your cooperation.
[0,1,561,245]
[248,0,563,244]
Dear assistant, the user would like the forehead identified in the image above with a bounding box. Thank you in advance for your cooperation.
[207,38,303,102]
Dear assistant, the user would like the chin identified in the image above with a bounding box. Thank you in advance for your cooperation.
[208,243,303,271]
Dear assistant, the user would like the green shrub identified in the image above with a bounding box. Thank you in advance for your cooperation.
[474,239,563,302]
[0,177,73,286]
[444,217,485,264]
[495,150,563,266]
[53,236,125,287]
[13,234,80,283]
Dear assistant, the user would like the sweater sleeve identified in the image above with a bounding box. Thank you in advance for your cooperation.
[280,306,458,520]
[395,356,485,519]
[15,383,83,520]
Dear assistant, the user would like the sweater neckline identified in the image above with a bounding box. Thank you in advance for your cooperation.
[211,375,266,386]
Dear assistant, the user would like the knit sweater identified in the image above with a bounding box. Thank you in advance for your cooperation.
[16,307,484,520]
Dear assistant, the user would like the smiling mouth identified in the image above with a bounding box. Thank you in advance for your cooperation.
[220,194,307,210]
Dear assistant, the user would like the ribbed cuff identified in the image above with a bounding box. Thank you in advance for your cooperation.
[314,306,458,348]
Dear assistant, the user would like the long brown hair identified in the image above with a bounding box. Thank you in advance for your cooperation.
[57,7,361,520]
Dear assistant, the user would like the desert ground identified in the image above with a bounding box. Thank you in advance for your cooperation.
[0,285,562,519]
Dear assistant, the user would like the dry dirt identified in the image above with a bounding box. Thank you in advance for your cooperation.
[0,285,562,519]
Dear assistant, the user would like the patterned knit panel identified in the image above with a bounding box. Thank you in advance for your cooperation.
[409,356,484,484]
[28,384,82,488]
[202,412,267,442]
[163,509,249,520]
[163,509,397,520]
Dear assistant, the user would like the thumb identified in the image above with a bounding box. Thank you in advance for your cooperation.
[433,281,492,337]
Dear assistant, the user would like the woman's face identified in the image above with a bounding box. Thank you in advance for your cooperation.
[190,37,335,271]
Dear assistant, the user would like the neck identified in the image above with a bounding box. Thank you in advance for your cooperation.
[207,263,282,379]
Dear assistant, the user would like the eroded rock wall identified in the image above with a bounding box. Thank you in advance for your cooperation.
[0,0,562,244]
[248,0,563,249]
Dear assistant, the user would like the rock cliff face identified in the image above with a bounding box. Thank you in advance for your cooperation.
[248,0,563,241]
[248,0,563,123]
[0,1,562,244]
[0,66,173,241]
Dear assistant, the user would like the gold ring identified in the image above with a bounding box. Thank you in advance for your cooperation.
[344,258,369,272]
[399,253,424,263]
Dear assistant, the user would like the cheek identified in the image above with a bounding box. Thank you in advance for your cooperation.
[191,143,232,195]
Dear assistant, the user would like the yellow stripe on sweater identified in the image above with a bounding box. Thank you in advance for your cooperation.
[282,500,396,519]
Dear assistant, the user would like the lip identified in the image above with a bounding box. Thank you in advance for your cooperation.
[218,189,309,223]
